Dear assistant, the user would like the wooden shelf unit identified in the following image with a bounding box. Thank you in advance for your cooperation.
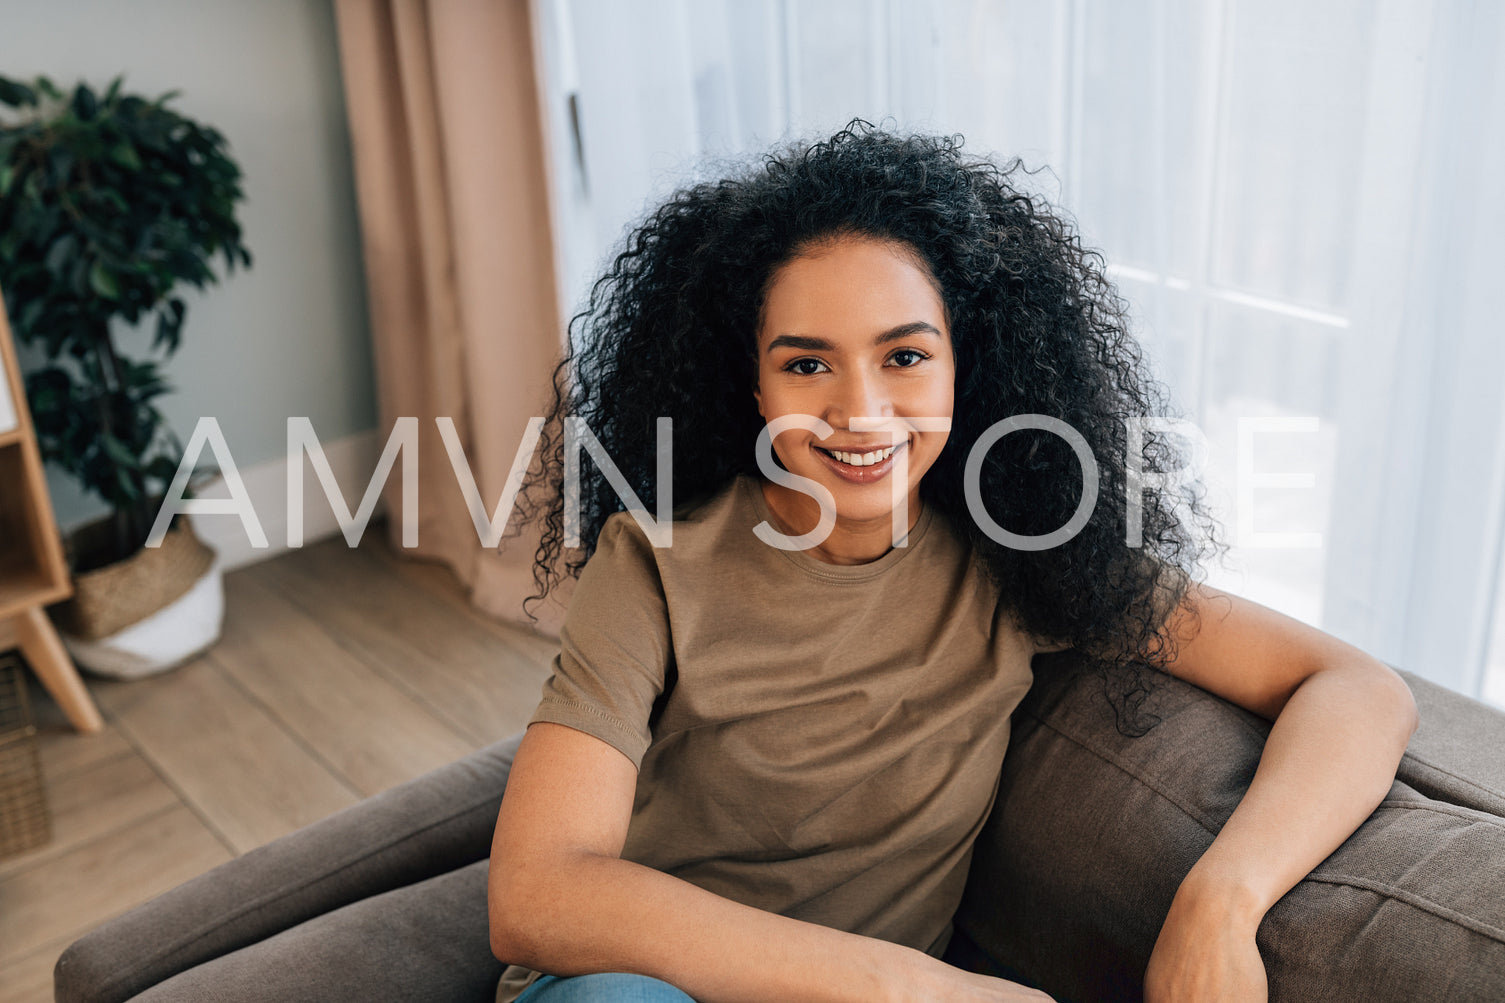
[0,284,103,732]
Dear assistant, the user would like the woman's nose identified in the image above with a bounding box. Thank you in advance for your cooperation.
[825,371,892,428]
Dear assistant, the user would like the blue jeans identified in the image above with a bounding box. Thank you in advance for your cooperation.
[515,973,697,1002]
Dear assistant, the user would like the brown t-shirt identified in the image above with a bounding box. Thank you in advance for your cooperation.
[496,474,1037,1001]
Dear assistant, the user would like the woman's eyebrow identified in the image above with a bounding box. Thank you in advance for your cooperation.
[766,321,943,354]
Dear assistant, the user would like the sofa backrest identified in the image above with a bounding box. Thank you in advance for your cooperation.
[956,652,1505,1002]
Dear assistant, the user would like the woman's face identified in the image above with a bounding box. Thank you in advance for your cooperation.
[753,234,956,529]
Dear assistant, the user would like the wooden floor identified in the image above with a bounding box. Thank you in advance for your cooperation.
[0,533,559,1003]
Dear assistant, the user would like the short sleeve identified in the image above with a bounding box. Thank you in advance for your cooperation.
[528,512,672,770]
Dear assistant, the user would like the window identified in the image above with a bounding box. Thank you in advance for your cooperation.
[532,0,1505,704]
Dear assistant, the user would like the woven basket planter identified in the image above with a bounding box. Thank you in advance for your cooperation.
[0,653,51,860]
[51,518,224,680]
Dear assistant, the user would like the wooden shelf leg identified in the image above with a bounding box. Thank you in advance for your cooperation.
[13,605,104,733]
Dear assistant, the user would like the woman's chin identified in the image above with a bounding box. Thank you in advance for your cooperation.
[816,479,921,530]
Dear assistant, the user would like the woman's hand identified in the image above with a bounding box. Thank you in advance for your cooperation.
[1143,878,1269,1003]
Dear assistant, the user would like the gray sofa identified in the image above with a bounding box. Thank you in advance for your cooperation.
[55,652,1505,1002]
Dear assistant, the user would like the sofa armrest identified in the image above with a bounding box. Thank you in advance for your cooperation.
[957,653,1505,1002]
[54,731,524,1003]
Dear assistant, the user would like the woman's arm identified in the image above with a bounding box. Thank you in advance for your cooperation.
[1142,584,1420,1001]
[489,722,1052,1003]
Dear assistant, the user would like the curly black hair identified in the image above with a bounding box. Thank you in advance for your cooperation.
[516,118,1228,733]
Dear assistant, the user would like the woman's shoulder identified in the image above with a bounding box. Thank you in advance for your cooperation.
[591,474,760,572]
[668,474,748,522]
[951,539,1072,657]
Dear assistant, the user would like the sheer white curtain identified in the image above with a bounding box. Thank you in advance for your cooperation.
[528,0,1505,705]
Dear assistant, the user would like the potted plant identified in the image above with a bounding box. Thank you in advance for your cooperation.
[0,73,251,678]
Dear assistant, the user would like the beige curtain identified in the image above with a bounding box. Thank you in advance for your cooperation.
[333,0,568,636]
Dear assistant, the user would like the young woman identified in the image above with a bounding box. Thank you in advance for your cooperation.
[487,121,1418,1003]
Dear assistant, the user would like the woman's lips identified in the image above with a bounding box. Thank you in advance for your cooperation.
[813,439,907,484]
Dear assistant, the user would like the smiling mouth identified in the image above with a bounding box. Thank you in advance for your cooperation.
[817,444,899,467]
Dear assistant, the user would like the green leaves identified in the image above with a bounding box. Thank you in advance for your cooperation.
[44,232,76,277]
[100,430,141,469]
[0,76,38,109]
[0,71,250,541]
[107,140,141,171]
[88,261,119,298]
[154,297,185,352]
[70,83,98,121]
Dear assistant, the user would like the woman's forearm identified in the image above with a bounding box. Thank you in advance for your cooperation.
[1174,658,1419,923]
[489,722,1046,1002]
[492,850,960,1003]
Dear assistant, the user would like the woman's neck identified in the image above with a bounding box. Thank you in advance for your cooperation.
[759,479,923,565]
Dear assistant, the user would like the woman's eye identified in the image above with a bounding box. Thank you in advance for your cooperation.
[890,349,927,367]
[787,358,826,375]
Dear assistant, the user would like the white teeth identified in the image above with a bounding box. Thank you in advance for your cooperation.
[827,445,897,467]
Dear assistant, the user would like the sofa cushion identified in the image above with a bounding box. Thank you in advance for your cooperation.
[954,651,1505,1002]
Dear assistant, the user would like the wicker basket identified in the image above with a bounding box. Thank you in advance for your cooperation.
[0,652,52,860]
[51,519,216,642]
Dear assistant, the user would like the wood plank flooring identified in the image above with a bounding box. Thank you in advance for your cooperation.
[0,533,558,1002]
